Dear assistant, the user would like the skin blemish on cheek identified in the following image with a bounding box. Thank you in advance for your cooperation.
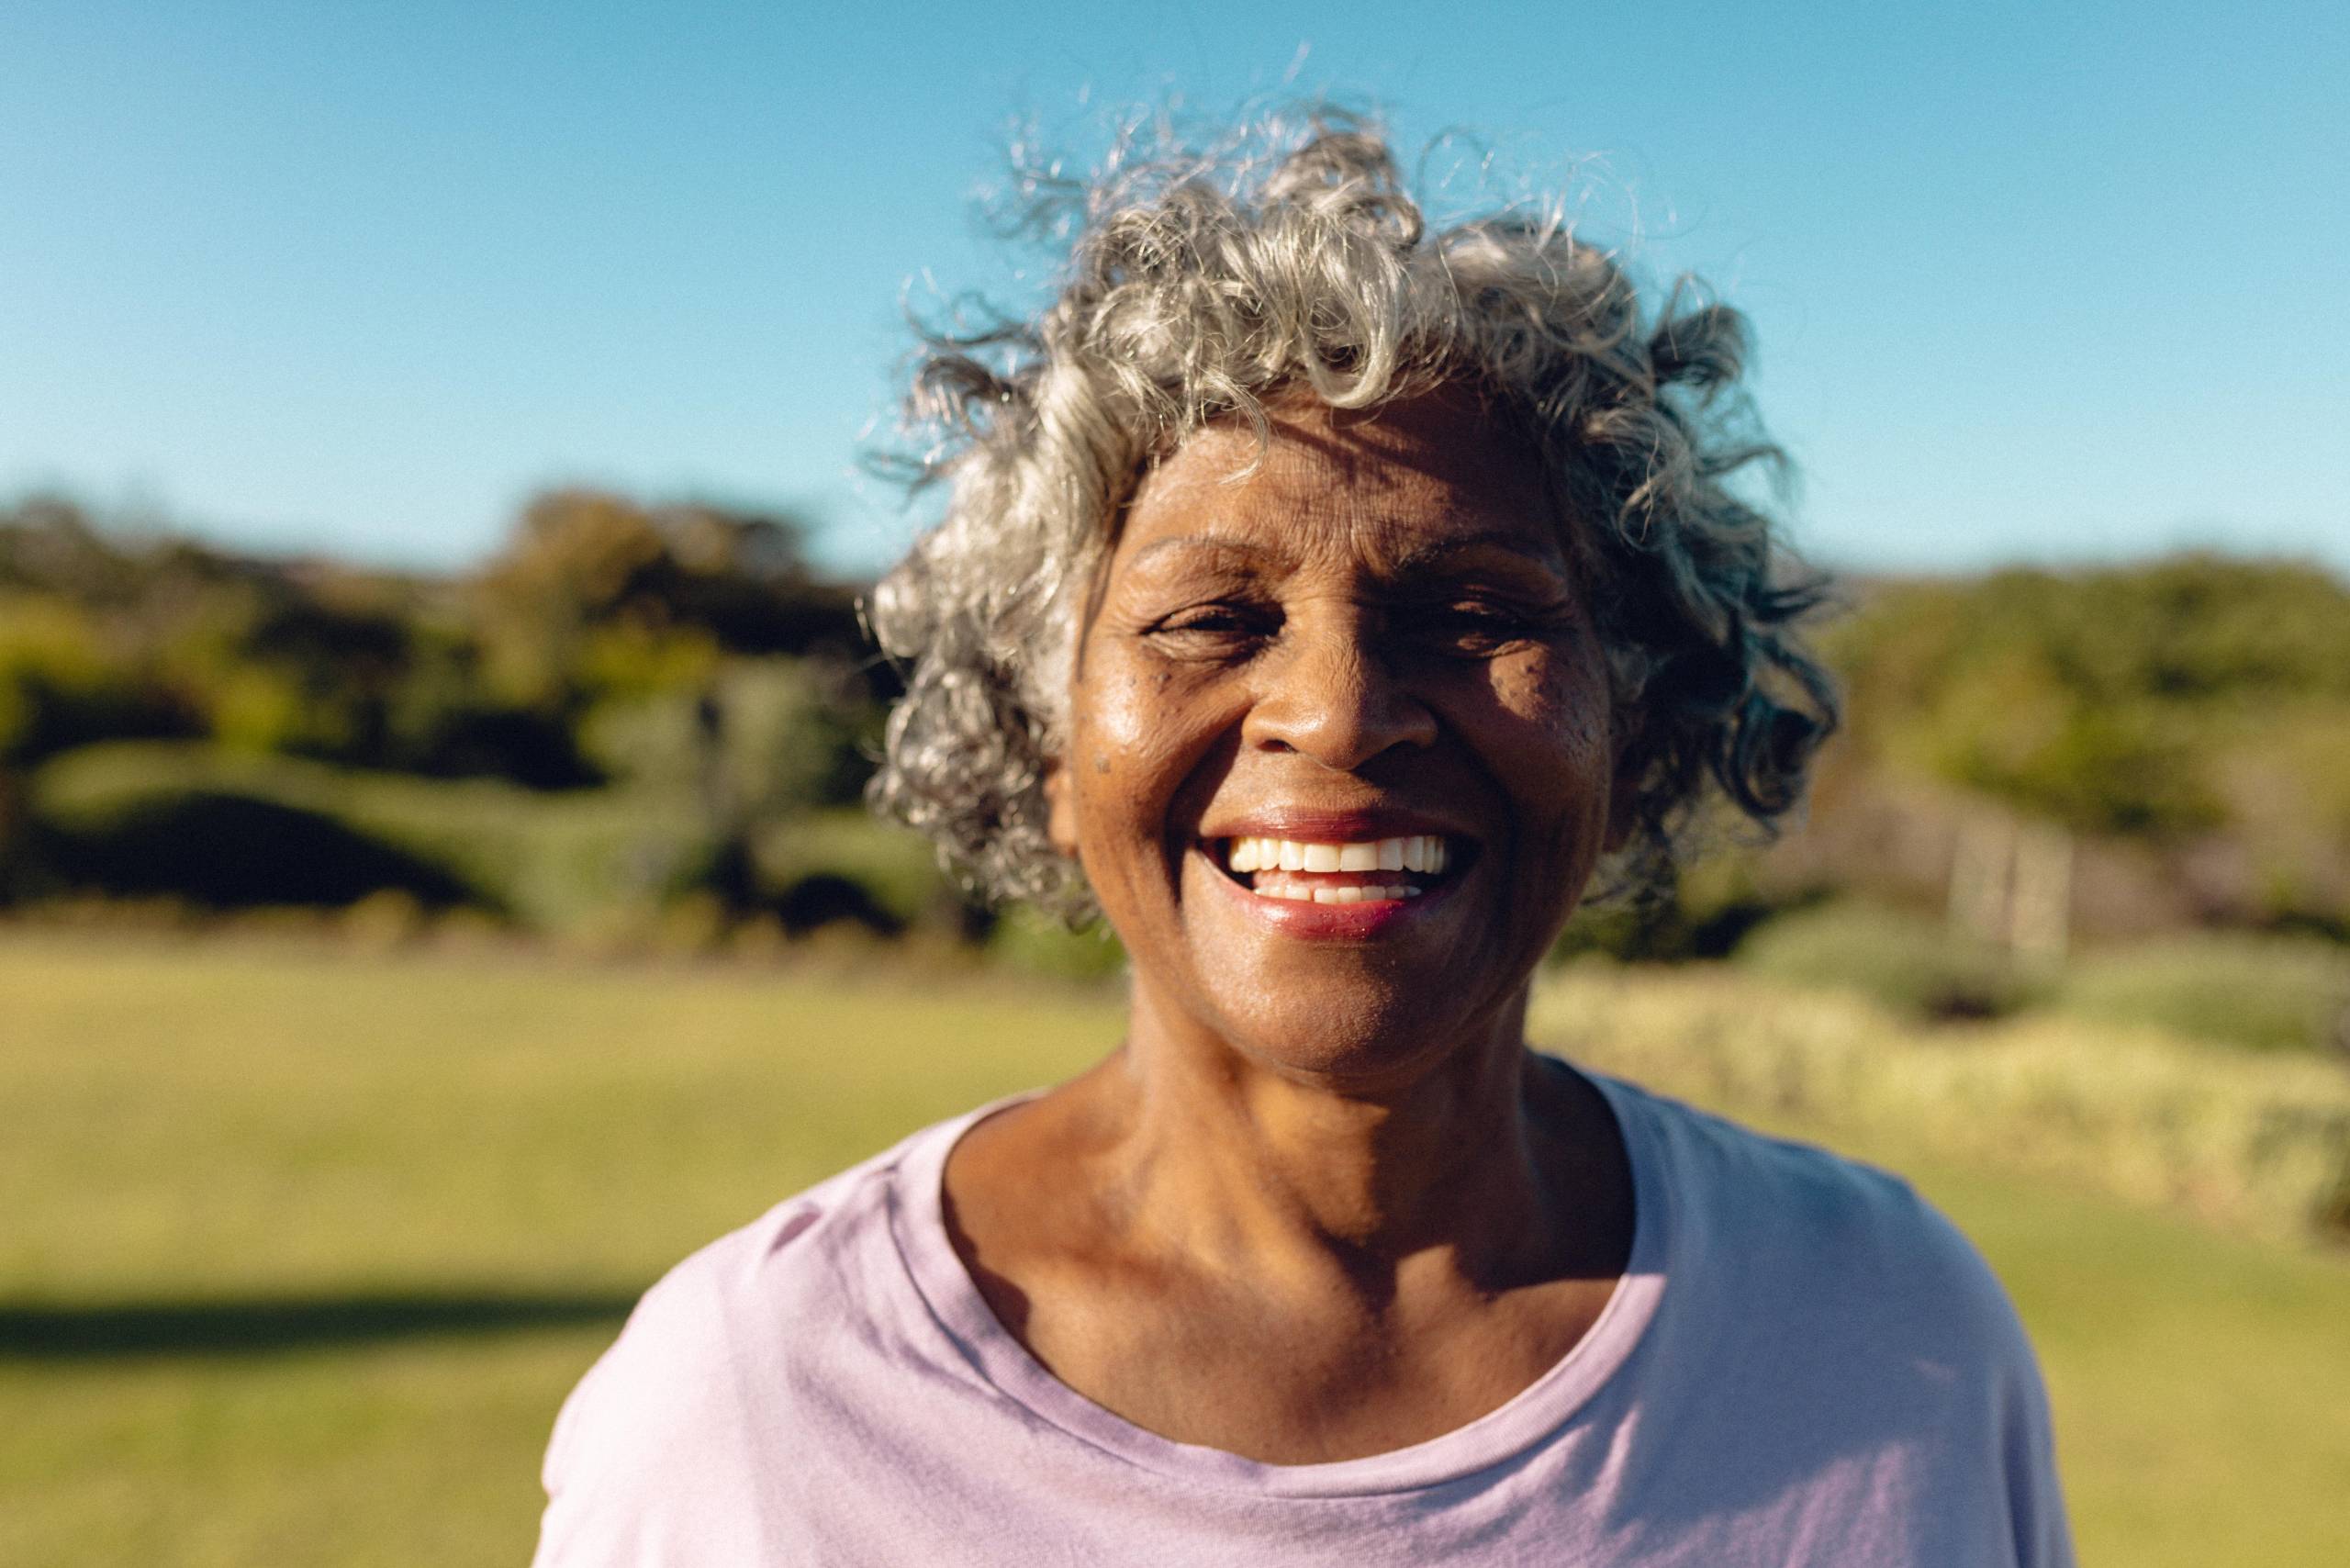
[1093,754,1112,774]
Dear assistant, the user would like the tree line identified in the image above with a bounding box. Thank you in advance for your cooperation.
[4,490,2346,944]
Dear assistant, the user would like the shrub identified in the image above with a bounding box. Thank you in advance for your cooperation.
[28,741,700,932]
[771,873,905,938]
[2053,935,2350,1055]
[750,808,957,933]
[0,595,200,765]
[1530,963,2350,1244]
[35,789,481,911]
[399,702,601,790]
[1732,901,2038,1020]
[1828,557,2350,840]
[988,906,1128,984]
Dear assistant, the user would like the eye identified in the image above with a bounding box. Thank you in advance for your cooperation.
[1142,601,1278,656]
[1396,599,1555,656]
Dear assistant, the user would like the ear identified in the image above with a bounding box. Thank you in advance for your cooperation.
[1042,756,1081,859]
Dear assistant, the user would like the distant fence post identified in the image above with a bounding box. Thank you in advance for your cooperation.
[2009,822,2073,968]
[1948,812,2014,946]
[1948,810,2071,967]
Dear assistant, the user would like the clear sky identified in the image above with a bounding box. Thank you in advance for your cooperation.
[4,1,2344,579]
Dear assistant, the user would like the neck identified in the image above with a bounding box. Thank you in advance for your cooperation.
[1091,973,1570,1288]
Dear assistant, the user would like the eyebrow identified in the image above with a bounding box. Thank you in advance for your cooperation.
[1390,532,1572,575]
[1123,533,1287,573]
[1128,529,1570,575]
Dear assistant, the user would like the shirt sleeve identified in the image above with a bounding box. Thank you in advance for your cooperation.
[1864,1168,2079,1568]
[531,1258,766,1568]
[2000,1336,2077,1568]
[1908,1186,2078,1568]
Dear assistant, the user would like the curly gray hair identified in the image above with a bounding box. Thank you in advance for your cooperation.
[867,110,1836,919]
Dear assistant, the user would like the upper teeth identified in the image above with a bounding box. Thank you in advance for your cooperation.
[1225,836,1450,875]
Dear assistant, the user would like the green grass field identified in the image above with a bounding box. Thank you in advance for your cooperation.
[4,934,2346,1566]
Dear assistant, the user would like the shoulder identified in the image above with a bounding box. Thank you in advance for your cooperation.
[1593,1070,2076,1563]
[1595,1070,2035,1367]
[532,1112,974,1562]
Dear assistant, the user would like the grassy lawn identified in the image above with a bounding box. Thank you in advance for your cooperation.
[3,934,2345,1565]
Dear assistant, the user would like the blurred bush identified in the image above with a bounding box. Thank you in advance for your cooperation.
[6,493,2346,966]
[0,488,909,930]
[20,738,986,947]
[1828,556,2350,836]
[0,487,878,785]
[2052,935,2350,1056]
[1555,839,1809,964]
[1531,963,2350,1245]
[986,906,1129,984]
[1,591,202,766]
[1807,555,2350,935]
[34,787,482,911]
[748,808,951,932]
[1730,901,2039,1021]
[28,742,696,929]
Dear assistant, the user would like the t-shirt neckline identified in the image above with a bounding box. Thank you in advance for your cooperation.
[888,1063,1674,1498]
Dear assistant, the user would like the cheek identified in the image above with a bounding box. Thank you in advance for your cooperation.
[1067,657,1228,864]
[1480,653,1618,828]
[1077,661,1175,761]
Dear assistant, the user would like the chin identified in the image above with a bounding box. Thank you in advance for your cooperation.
[1113,851,1564,1089]
[1203,966,1528,1091]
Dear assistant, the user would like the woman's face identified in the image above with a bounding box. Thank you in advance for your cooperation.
[1050,388,1626,1083]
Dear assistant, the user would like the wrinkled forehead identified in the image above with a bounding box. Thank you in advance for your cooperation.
[1117,388,1573,578]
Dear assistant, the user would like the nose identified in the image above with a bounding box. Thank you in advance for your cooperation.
[1241,605,1438,770]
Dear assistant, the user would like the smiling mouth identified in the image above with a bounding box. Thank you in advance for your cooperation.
[1211,834,1468,904]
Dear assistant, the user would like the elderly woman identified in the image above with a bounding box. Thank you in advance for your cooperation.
[534,118,2073,1565]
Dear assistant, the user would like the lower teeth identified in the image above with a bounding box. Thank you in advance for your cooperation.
[1248,879,1421,904]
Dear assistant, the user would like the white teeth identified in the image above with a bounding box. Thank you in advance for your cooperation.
[1256,879,1422,903]
[1228,834,1459,908]
[1223,834,1457,880]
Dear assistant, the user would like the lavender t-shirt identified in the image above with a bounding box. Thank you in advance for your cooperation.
[533,1070,2074,1565]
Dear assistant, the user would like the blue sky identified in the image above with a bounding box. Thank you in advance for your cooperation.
[3,1,2344,578]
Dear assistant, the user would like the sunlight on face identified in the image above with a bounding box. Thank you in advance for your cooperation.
[1050,388,1625,1083]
